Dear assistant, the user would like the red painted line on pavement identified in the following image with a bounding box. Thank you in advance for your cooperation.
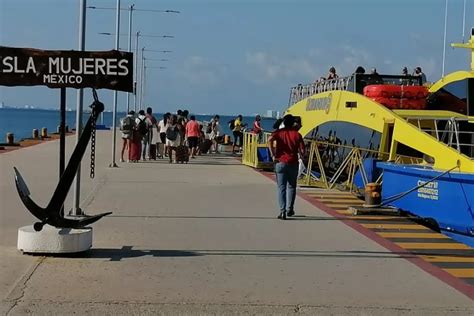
[255,169,474,301]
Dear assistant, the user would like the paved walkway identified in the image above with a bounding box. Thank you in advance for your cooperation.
[1,131,473,315]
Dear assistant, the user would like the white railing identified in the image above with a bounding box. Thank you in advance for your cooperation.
[406,116,474,158]
[289,77,351,106]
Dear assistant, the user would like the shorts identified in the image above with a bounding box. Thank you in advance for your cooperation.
[233,131,243,146]
[160,132,166,144]
[188,136,198,148]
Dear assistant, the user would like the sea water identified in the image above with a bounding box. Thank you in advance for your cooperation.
[0,108,277,142]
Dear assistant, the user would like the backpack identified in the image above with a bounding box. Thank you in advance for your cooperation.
[228,119,235,130]
[166,125,179,141]
[206,123,213,134]
[120,116,133,132]
[137,118,148,136]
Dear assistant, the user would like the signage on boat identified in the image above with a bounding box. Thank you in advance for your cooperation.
[417,180,439,200]
[306,94,332,113]
[0,46,133,92]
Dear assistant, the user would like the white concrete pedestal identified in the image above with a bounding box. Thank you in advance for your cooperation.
[17,225,92,254]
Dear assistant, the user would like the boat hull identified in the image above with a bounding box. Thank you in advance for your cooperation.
[376,162,474,247]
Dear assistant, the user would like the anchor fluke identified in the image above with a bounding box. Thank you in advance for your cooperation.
[13,90,111,232]
[13,167,30,197]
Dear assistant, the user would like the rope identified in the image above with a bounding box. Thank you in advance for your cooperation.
[379,164,459,207]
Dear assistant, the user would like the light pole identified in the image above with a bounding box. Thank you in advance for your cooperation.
[141,64,167,107]
[126,4,134,113]
[72,0,87,216]
[139,46,145,110]
[110,0,121,168]
[144,49,173,53]
[98,32,174,112]
[89,4,179,112]
[139,53,169,109]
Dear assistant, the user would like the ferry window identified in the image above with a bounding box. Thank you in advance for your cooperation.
[443,80,467,100]
[396,143,424,158]
[427,79,467,114]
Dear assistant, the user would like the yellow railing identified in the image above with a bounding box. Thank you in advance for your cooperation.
[242,135,426,191]
[242,132,274,170]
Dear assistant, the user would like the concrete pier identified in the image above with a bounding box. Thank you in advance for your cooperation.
[0,131,473,315]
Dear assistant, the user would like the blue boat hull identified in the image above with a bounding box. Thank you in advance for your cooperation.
[376,162,474,247]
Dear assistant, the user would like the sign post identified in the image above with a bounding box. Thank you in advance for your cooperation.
[1,45,133,253]
[0,46,133,92]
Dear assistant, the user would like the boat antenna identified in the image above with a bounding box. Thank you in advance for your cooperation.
[462,0,466,43]
[442,0,449,77]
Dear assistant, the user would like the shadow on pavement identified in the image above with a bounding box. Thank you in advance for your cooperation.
[79,246,422,261]
[108,215,347,220]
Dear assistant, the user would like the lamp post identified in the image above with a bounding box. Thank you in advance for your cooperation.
[126,4,134,113]
[144,49,173,53]
[139,55,169,109]
[141,64,167,107]
[72,0,87,216]
[110,0,121,168]
[98,32,174,112]
[89,4,179,111]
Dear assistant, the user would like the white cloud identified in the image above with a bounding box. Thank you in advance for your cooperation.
[245,44,376,85]
[175,56,228,88]
[245,51,317,84]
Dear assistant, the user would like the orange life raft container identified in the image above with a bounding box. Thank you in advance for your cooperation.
[363,85,428,110]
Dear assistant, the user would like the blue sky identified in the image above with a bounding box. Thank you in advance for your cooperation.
[0,0,472,115]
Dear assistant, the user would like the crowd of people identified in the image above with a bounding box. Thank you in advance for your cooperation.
[119,109,267,163]
[315,65,427,84]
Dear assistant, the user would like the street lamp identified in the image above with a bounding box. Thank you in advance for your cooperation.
[144,58,169,62]
[98,32,175,39]
[89,3,179,112]
[144,49,173,53]
[142,64,167,107]
[87,6,180,14]
[140,55,169,109]
[97,32,174,111]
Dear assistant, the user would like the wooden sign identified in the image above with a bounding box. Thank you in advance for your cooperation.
[0,46,133,92]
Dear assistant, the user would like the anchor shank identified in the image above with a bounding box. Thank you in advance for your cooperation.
[46,101,103,213]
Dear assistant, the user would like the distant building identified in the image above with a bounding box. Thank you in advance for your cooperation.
[265,110,278,118]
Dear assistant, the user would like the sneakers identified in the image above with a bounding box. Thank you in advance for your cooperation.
[287,210,295,217]
[277,212,287,220]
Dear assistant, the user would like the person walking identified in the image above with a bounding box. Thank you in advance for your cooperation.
[210,115,222,153]
[267,114,305,220]
[119,110,135,162]
[158,113,170,158]
[252,114,263,142]
[145,107,159,159]
[165,115,180,163]
[185,115,200,158]
[135,110,149,161]
[232,114,244,153]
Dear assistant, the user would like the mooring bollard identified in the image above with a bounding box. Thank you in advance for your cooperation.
[364,183,381,206]
[41,127,48,138]
[6,132,14,145]
[32,129,39,139]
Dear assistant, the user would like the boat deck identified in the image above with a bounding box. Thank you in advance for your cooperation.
[0,130,472,314]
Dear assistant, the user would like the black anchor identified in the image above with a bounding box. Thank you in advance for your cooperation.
[14,90,111,231]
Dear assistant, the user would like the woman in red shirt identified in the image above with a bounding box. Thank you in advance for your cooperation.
[252,115,263,142]
[185,115,201,158]
[267,114,305,220]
